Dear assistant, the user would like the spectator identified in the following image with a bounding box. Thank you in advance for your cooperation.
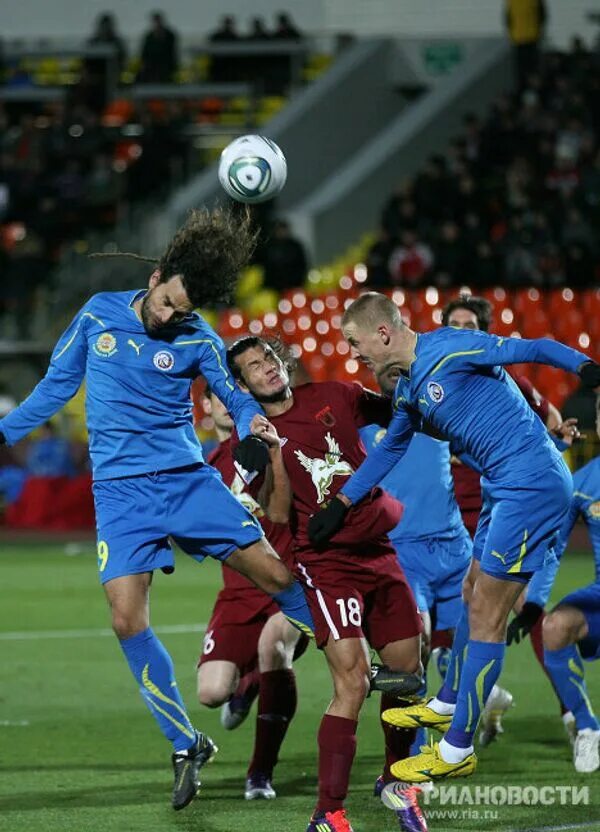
[262,219,308,290]
[433,221,468,286]
[208,15,241,83]
[388,230,434,287]
[138,12,179,83]
[87,12,127,72]
[365,229,395,288]
[272,12,303,40]
[505,0,547,89]
[247,17,272,41]
[208,15,240,42]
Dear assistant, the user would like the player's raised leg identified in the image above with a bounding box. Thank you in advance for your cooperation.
[226,541,315,636]
[385,559,478,735]
[105,572,217,810]
[544,594,600,773]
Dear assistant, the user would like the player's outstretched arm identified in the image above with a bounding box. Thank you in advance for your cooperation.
[341,405,414,506]
[0,306,90,446]
[197,333,269,473]
[307,405,414,546]
[461,332,597,382]
[197,334,263,440]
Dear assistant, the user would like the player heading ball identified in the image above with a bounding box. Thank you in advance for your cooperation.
[0,205,315,810]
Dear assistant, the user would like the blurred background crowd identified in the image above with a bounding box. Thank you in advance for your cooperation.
[0,1,599,530]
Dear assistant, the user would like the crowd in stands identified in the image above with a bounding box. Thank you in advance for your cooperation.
[366,41,600,290]
[0,10,307,338]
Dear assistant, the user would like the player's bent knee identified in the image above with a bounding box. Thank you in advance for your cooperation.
[111,612,147,641]
[543,607,583,651]
[333,668,370,708]
[196,676,232,708]
[469,594,508,640]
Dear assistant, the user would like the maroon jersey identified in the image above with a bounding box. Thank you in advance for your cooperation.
[512,374,550,424]
[255,381,403,556]
[208,440,293,601]
[453,374,551,536]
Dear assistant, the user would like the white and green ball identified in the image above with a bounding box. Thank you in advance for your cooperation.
[218,135,287,204]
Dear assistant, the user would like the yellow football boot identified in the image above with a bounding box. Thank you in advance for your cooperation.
[382,699,452,732]
[391,741,477,783]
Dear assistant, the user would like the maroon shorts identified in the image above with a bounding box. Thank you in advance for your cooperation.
[295,547,422,649]
[197,589,279,673]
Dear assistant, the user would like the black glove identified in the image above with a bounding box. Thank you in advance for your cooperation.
[0,431,5,445]
[307,496,348,546]
[578,361,600,390]
[506,601,543,646]
[233,435,270,475]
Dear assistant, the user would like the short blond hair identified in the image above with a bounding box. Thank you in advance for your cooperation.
[342,292,404,331]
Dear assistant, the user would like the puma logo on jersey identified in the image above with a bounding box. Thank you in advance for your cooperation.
[295,432,353,504]
[490,550,508,565]
[127,339,144,355]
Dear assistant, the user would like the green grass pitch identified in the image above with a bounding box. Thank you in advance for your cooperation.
[1,543,599,832]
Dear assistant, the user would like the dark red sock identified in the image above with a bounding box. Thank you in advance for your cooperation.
[236,667,260,701]
[380,693,417,781]
[247,669,297,777]
[315,714,357,814]
[431,629,453,651]
[530,613,567,715]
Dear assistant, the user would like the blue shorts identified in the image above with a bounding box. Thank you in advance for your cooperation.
[558,583,600,661]
[472,460,572,584]
[92,463,263,584]
[391,531,472,631]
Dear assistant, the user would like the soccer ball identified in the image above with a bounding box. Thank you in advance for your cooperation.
[218,135,287,204]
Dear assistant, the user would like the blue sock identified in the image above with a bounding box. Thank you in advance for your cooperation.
[437,603,469,705]
[435,646,451,682]
[544,645,600,732]
[445,640,505,748]
[410,727,428,756]
[120,627,196,752]
[271,581,315,637]
[410,669,428,754]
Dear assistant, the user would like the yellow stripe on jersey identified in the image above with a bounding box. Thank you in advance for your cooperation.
[430,349,485,376]
[508,529,528,575]
[176,338,234,391]
[54,311,106,360]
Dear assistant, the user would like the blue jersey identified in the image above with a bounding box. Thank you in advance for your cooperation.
[0,290,261,480]
[342,328,587,505]
[360,426,466,542]
[528,455,600,607]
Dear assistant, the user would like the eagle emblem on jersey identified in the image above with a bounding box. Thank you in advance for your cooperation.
[589,501,600,520]
[295,432,354,504]
[93,332,117,357]
[231,472,264,518]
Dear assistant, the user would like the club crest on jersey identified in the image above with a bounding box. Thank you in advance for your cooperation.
[427,381,444,403]
[93,332,117,357]
[589,501,600,519]
[153,350,175,371]
[315,405,336,427]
